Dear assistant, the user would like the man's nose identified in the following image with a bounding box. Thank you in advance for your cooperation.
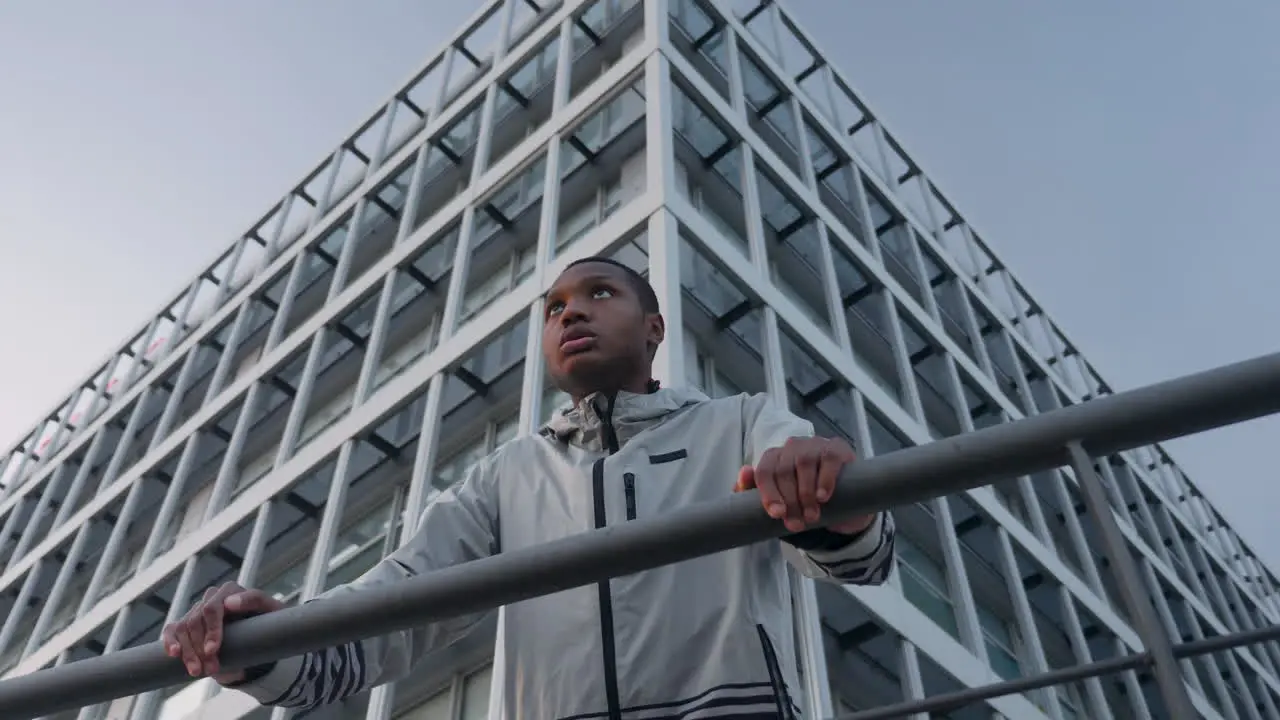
[559,298,589,324]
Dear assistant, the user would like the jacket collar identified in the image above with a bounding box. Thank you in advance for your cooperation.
[539,385,708,452]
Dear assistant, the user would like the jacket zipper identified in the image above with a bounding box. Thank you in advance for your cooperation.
[756,624,797,720]
[623,473,637,521]
[594,402,623,720]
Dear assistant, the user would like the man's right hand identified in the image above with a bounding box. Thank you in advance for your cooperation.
[160,582,285,684]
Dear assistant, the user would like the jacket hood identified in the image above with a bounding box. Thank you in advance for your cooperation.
[539,385,708,451]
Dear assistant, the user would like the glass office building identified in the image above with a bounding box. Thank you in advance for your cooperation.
[2,1,1278,718]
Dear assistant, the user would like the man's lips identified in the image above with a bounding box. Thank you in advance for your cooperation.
[561,336,596,354]
[560,328,596,354]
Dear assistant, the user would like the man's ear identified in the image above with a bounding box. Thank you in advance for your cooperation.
[647,312,666,353]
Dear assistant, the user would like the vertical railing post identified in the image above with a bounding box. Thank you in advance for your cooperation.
[195,499,280,708]
[1066,441,1196,719]
[137,433,203,569]
[0,562,43,659]
[0,498,27,568]
[3,467,66,575]
[50,432,108,529]
[128,559,202,720]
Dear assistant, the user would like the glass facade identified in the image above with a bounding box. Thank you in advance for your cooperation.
[1,1,1278,718]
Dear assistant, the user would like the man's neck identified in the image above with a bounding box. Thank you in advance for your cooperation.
[570,377,654,408]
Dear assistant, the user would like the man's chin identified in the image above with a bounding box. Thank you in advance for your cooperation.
[556,355,618,393]
[560,352,608,377]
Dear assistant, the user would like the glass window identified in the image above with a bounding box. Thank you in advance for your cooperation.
[494,413,520,445]
[896,536,960,640]
[460,155,548,323]
[444,8,502,104]
[489,37,560,169]
[262,561,307,603]
[977,605,1022,680]
[960,371,1005,432]
[829,242,903,403]
[324,500,394,591]
[412,100,485,232]
[864,405,908,457]
[435,436,488,494]
[771,9,833,123]
[864,192,925,309]
[975,307,1029,413]
[1057,687,1082,720]
[754,167,833,333]
[803,118,867,244]
[1018,345,1057,414]
[461,665,494,720]
[541,382,572,426]
[683,327,743,399]
[336,177,404,294]
[399,687,452,720]
[372,225,459,392]
[877,132,937,229]
[556,77,648,258]
[738,50,802,176]
[507,0,556,50]
[434,409,521,495]
[670,82,748,254]
[778,324,855,445]
[918,246,980,365]
[667,0,732,98]
[678,235,769,396]
[899,319,961,439]
[569,0,646,101]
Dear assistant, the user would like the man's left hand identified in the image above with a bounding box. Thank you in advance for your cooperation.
[735,436,876,534]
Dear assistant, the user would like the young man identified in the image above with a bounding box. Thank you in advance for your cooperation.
[162,256,896,720]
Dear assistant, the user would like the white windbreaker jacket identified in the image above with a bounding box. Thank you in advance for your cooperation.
[232,387,896,720]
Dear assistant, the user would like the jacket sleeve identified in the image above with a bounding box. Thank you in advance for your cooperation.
[227,451,503,710]
[742,392,895,586]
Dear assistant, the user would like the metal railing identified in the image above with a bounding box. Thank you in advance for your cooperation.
[2,351,1279,720]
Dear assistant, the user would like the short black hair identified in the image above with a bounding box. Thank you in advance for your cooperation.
[563,256,660,313]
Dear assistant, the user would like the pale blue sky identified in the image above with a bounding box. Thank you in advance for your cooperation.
[0,2,1276,564]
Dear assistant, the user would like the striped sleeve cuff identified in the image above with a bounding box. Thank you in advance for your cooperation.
[225,653,306,706]
[796,512,896,585]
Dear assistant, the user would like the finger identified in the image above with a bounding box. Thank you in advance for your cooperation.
[204,580,246,627]
[201,597,226,674]
[735,466,755,492]
[161,623,180,658]
[795,444,821,524]
[188,608,211,673]
[212,582,245,608]
[774,443,803,532]
[194,585,220,651]
[816,444,842,507]
[176,615,205,677]
[754,450,786,519]
[226,588,283,615]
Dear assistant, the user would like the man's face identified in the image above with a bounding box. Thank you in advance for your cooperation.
[542,262,664,398]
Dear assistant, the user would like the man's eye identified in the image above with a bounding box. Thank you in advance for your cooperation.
[547,302,564,316]
[592,288,614,299]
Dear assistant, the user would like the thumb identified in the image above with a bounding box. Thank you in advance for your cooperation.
[735,465,755,492]
[226,590,277,615]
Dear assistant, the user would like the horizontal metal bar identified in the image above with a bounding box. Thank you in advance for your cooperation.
[0,351,1278,718]
[848,652,1150,720]
[1174,622,1280,661]
[842,622,1280,720]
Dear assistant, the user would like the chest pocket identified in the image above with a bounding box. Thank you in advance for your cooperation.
[623,449,690,521]
[648,449,688,465]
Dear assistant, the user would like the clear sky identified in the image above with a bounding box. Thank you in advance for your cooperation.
[0,1,1276,564]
